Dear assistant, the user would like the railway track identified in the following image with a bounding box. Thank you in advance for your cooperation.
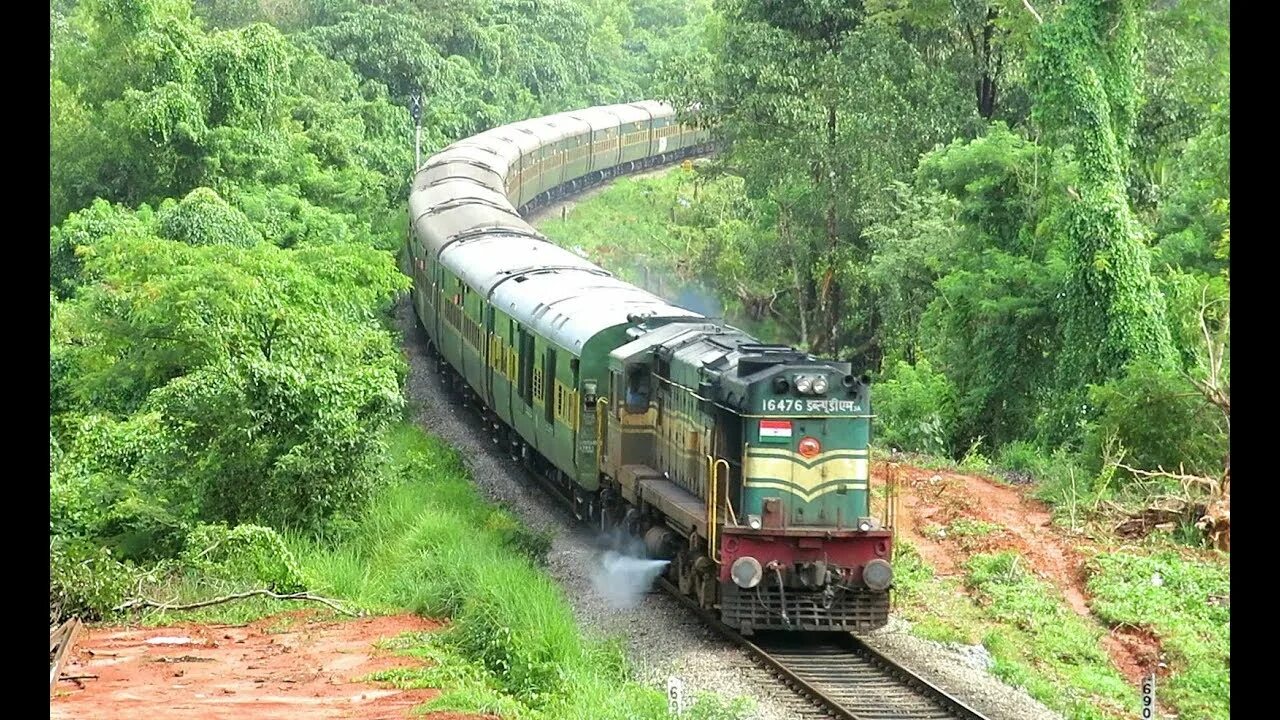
[656,576,990,720]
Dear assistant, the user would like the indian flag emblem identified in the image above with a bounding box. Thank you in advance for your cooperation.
[759,419,793,443]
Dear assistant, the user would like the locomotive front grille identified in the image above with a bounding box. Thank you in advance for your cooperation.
[720,584,889,634]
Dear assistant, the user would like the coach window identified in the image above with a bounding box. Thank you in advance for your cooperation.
[518,328,533,405]
[544,348,557,424]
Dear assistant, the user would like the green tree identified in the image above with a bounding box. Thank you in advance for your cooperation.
[158,187,264,247]
[1028,0,1176,443]
[866,0,1038,122]
[667,1,970,362]
[49,0,409,228]
[53,227,408,534]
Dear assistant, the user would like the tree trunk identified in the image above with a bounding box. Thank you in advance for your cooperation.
[779,202,809,347]
[816,102,840,355]
[977,8,999,119]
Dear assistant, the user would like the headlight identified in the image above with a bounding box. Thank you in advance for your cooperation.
[747,514,762,530]
[811,376,828,395]
[863,558,893,591]
[731,556,763,589]
[794,376,813,394]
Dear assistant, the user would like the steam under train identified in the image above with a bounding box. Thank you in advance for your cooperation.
[405,100,894,633]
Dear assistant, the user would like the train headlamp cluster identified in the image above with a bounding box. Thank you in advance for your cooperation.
[731,556,764,589]
[793,374,828,395]
[863,559,894,591]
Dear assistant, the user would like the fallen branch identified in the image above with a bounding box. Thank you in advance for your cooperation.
[114,590,361,618]
[60,674,99,682]
[50,618,83,698]
[1107,463,1231,551]
[1114,463,1223,496]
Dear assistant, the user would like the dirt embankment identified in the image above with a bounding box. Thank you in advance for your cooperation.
[51,611,492,720]
[881,463,1162,686]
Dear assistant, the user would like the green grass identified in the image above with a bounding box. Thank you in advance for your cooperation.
[948,518,1004,537]
[964,552,1136,719]
[536,169,688,291]
[891,541,987,646]
[893,541,1139,719]
[290,423,752,719]
[1086,550,1229,719]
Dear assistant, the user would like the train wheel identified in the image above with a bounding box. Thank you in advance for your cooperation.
[697,572,717,610]
[676,550,694,595]
[692,556,717,609]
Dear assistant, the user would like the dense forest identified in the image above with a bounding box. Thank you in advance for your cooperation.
[49,0,711,611]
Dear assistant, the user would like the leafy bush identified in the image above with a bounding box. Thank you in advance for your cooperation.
[158,187,263,247]
[1082,359,1227,481]
[957,437,992,473]
[52,232,408,536]
[50,412,192,561]
[50,537,134,621]
[180,523,307,593]
[996,440,1041,473]
[873,357,958,456]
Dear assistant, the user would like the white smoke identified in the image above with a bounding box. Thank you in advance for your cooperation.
[590,550,670,609]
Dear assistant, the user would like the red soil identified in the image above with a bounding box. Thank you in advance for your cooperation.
[879,462,1163,686]
[51,610,497,720]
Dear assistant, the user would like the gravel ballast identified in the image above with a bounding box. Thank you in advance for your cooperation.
[396,296,1061,720]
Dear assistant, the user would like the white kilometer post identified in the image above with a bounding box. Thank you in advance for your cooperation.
[1141,671,1155,719]
[667,676,686,716]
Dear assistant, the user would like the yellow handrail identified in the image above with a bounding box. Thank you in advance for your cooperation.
[705,454,718,563]
[714,458,735,527]
[885,462,899,542]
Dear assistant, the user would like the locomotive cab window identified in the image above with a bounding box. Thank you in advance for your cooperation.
[624,365,651,414]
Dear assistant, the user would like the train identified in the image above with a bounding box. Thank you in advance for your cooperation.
[405,100,894,633]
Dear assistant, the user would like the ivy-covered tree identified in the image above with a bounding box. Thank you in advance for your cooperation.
[1028,0,1176,443]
